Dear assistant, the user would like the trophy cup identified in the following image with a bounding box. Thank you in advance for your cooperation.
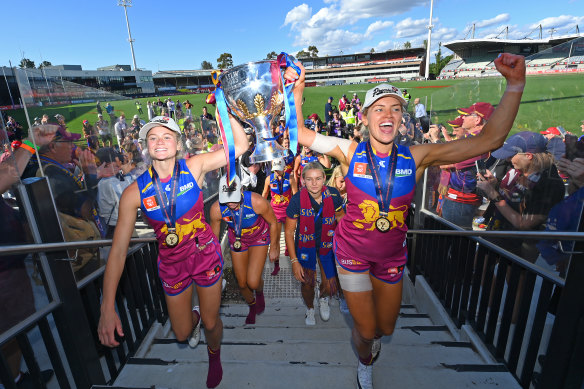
[218,61,288,163]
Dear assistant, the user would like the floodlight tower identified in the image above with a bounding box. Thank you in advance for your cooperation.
[424,0,434,80]
[118,0,138,70]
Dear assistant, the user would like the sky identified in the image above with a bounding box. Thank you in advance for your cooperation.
[2,0,583,73]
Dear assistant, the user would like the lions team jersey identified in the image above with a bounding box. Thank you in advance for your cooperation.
[219,191,269,245]
[137,159,216,264]
[335,142,416,263]
[269,173,292,206]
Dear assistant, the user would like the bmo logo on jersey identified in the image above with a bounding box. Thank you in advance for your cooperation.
[395,168,413,177]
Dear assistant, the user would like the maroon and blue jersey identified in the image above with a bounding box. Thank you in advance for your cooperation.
[137,159,217,265]
[335,142,416,264]
[219,191,269,249]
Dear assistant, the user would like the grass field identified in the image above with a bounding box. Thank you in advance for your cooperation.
[5,73,584,140]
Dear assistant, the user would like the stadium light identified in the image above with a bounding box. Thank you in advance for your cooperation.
[425,0,434,80]
[118,0,138,71]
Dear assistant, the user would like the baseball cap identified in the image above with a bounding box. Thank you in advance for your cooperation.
[447,116,464,128]
[328,96,333,100]
[218,175,242,204]
[133,114,140,119]
[492,131,547,159]
[362,84,407,110]
[271,158,285,171]
[53,126,81,142]
[98,113,103,117]
[83,120,89,124]
[54,114,64,120]
[139,116,181,140]
[540,127,561,136]
[458,102,494,121]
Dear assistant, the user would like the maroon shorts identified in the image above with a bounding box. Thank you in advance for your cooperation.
[333,238,406,284]
[157,236,223,295]
[227,218,270,252]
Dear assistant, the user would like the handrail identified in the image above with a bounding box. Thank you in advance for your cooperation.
[0,237,156,256]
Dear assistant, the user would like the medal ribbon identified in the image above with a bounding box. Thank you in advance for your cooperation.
[151,162,181,234]
[277,52,300,157]
[365,142,399,217]
[228,202,244,241]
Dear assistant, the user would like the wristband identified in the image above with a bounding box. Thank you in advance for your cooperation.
[22,140,39,151]
[290,258,298,264]
[19,142,36,155]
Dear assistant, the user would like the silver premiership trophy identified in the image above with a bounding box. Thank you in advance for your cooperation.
[219,61,287,163]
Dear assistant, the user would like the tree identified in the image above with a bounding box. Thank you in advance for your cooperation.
[429,43,453,76]
[307,45,319,58]
[404,41,412,49]
[370,48,375,53]
[266,51,278,60]
[296,50,310,59]
[201,60,213,70]
[217,53,233,69]
[19,58,35,69]
[423,39,428,49]
[39,61,52,68]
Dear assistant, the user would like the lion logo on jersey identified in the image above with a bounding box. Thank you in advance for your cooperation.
[272,193,289,205]
[353,200,408,231]
[161,212,207,245]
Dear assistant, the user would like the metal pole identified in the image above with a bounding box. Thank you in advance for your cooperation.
[118,0,138,71]
[1,66,15,108]
[425,0,434,80]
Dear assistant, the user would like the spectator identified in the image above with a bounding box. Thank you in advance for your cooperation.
[308,113,325,134]
[105,102,116,124]
[147,101,155,121]
[41,114,50,124]
[54,114,67,129]
[166,98,175,119]
[477,131,565,259]
[6,116,23,141]
[96,101,103,115]
[114,115,127,147]
[339,94,349,112]
[96,148,134,238]
[135,100,143,115]
[82,119,99,150]
[201,106,214,121]
[541,127,566,162]
[440,103,494,228]
[351,93,361,109]
[96,114,112,147]
[324,96,333,123]
[184,100,193,117]
[414,97,429,133]
[402,89,411,109]
[328,111,346,138]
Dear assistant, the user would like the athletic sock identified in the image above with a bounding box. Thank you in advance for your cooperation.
[255,291,265,315]
[245,299,257,324]
[206,346,223,388]
[359,353,374,366]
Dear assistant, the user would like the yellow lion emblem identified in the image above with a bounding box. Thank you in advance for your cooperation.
[272,194,289,205]
[353,200,408,231]
[161,213,207,245]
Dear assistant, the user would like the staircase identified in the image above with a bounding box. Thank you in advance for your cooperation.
[107,261,522,389]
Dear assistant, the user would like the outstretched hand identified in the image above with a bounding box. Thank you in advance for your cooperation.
[283,61,305,92]
[494,53,526,87]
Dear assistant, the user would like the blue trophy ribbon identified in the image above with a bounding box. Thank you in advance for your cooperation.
[214,86,237,185]
[278,52,300,155]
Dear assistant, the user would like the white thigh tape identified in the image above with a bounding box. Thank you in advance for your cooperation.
[336,264,373,292]
[310,132,352,156]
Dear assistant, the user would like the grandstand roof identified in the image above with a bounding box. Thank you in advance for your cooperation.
[153,69,214,79]
[444,34,582,53]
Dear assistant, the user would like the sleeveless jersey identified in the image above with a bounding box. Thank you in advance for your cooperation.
[137,159,216,264]
[284,149,295,174]
[335,142,416,263]
[219,191,269,244]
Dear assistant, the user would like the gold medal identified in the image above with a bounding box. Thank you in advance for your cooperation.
[375,216,390,233]
[165,230,179,247]
[233,239,242,251]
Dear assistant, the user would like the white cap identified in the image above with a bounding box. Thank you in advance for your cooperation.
[139,116,181,140]
[362,84,407,110]
[218,175,242,204]
[271,158,285,172]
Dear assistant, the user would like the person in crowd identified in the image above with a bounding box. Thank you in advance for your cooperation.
[285,162,345,325]
[540,126,566,163]
[54,114,67,129]
[82,119,98,148]
[114,115,127,147]
[184,100,193,117]
[201,106,214,121]
[98,115,248,388]
[129,115,143,133]
[414,97,429,133]
[105,102,116,125]
[477,131,565,259]
[351,93,361,109]
[339,94,349,112]
[262,158,298,276]
[328,111,346,138]
[166,98,175,119]
[293,145,331,187]
[324,96,334,124]
[6,116,24,141]
[41,114,50,125]
[327,165,347,210]
[0,124,57,388]
[96,148,134,238]
[135,100,143,115]
[285,53,526,388]
[210,175,280,324]
[402,89,411,109]
[96,114,112,147]
[440,103,494,228]
[147,101,155,121]
[96,101,103,115]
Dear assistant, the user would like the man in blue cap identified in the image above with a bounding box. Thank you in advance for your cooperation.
[324,96,333,123]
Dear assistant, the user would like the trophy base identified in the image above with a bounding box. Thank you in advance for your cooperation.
[249,139,287,164]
